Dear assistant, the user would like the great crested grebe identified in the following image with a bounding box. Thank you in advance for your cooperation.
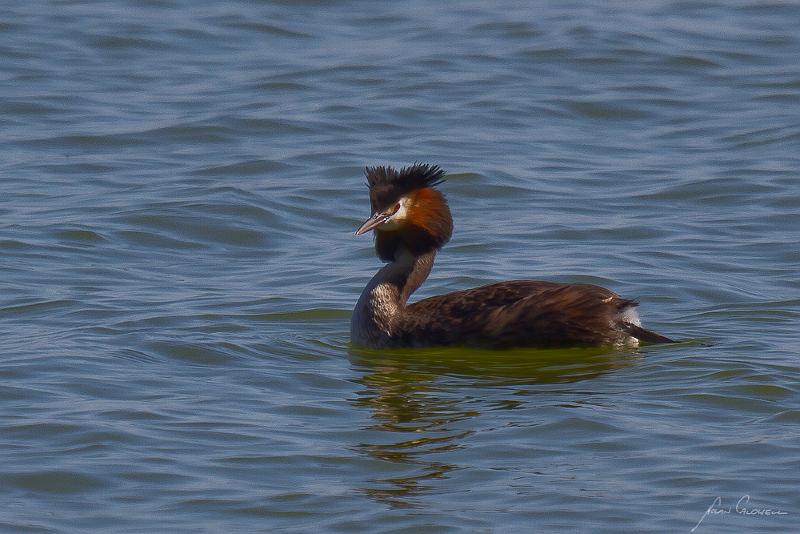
[351,163,673,349]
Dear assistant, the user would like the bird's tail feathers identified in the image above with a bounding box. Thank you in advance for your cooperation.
[620,322,675,344]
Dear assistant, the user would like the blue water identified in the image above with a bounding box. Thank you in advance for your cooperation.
[2,1,799,532]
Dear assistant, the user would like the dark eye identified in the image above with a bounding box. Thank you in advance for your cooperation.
[392,203,401,214]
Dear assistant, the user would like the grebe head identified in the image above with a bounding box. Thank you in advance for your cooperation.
[355,163,453,261]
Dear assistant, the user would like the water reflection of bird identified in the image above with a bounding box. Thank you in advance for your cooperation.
[352,164,673,349]
[350,346,633,508]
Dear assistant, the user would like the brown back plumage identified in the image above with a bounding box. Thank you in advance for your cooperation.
[397,281,645,348]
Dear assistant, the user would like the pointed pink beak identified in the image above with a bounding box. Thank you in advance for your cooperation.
[355,212,389,236]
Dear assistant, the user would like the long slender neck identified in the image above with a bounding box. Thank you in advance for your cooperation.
[351,245,436,346]
[395,246,436,304]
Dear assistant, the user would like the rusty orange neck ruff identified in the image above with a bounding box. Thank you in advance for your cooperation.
[373,187,453,262]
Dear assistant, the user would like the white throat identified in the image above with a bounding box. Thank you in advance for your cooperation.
[350,249,414,346]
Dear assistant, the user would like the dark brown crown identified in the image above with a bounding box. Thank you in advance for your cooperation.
[365,163,446,212]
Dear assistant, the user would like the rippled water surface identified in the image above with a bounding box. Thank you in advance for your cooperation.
[2,1,800,532]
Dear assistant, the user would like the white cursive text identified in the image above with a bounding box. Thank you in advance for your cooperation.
[692,495,788,532]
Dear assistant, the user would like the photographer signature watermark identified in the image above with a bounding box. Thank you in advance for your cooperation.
[691,495,789,532]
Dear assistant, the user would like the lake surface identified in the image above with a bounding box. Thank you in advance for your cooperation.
[2,1,799,532]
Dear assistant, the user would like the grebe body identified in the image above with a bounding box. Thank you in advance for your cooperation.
[351,164,672,349]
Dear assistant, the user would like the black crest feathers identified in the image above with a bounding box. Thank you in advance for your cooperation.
[365,163,446,211]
